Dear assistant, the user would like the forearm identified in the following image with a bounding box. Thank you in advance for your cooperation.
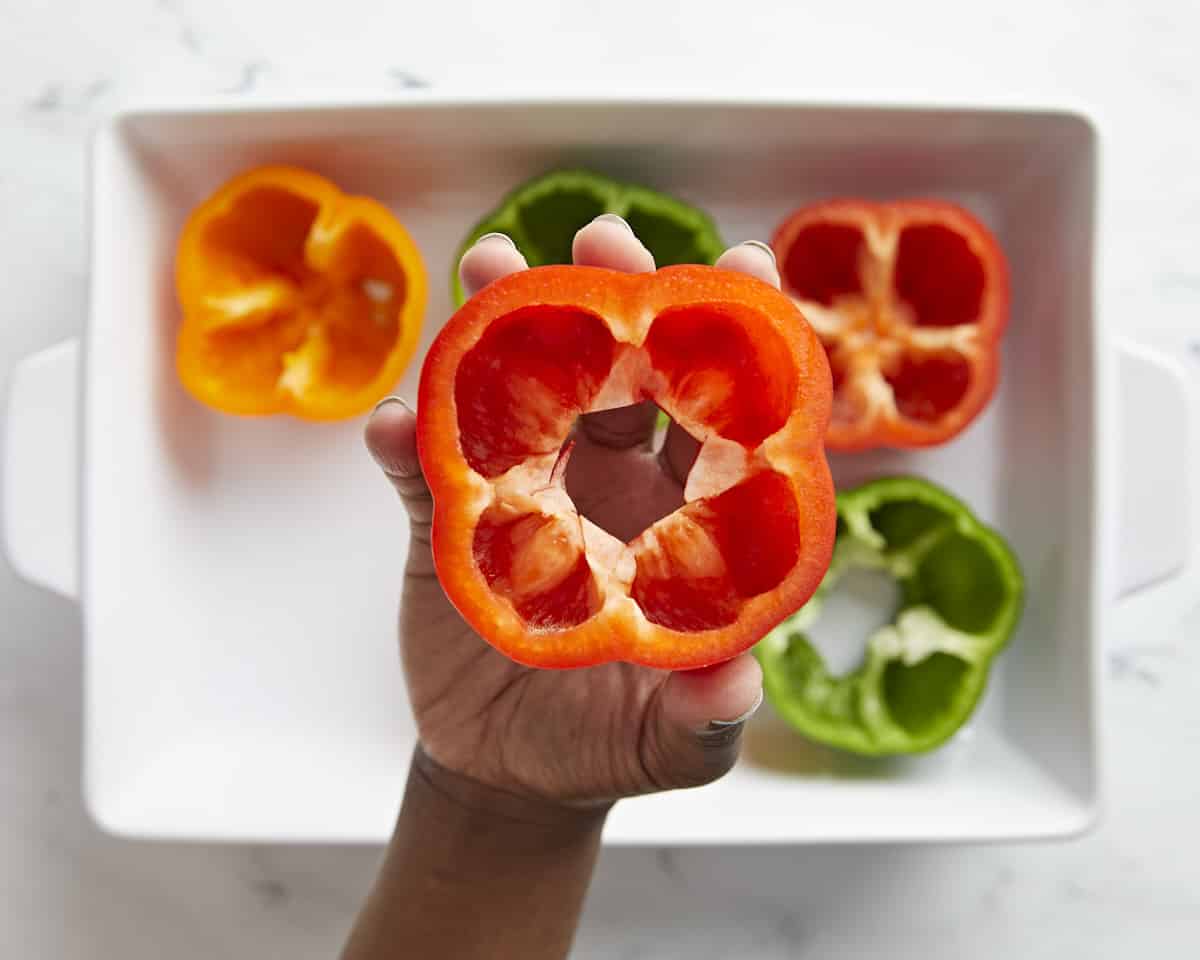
[341,746,610,960]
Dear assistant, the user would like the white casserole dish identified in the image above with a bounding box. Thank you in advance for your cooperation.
[4,95,1199,843]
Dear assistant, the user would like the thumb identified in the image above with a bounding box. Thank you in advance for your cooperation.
[642,653,763,791]
[364,396,435,577]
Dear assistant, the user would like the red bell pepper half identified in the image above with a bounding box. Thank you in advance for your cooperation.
[417,264,836,669]
[772,200,1010,451]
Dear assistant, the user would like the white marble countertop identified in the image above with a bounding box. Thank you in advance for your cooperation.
[3,0,1199,955]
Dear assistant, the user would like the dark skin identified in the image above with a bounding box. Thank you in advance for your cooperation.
[342,219,779,960]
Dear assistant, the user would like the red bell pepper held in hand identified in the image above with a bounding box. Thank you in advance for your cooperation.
[772,200,1010,451]
[417,265,836,670]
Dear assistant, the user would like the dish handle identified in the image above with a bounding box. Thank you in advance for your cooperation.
[3,338,79,599]
[1113,337,1200,636]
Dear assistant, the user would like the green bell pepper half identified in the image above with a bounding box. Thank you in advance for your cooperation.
[756,476,1023,756]
[451,169,726,305]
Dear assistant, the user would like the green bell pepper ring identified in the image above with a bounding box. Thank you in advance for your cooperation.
[756,476,1023,756]
[452,169,726,305]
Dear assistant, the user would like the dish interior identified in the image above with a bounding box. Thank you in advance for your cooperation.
[84,101,1098,841]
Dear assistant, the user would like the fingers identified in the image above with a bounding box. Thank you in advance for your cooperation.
[460,230,779,302]
[571,215,659,447]
[715,240,780,289]
[656,241,776,472]
[456,226,780,462]
[365,399,435,574]
[641,653,763,791]
[365,398,425,505]
[577,235,778,453]
[660,421,700,484]
[576,400,659,449]
[572,214,657,273]
[457,219,659,449]
[459,233,529,299]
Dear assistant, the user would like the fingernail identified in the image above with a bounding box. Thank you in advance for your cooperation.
[372,395,415,416]
[706,689,763,730]
[593,213,634,234]
[475,231,517,250]
[739,240,777,266]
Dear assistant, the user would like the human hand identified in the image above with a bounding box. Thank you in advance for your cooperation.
[365,217,781,809]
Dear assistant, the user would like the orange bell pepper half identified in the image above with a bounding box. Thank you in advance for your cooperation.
[417,264,836,670]
[772,200,1010,451]
[175,166,426,419]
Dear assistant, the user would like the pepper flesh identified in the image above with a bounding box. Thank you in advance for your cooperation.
[772,200,1009,450]
[419,264,836,670]
[756,477,1023,755]
[176,165,427,419]
[452,170,725,305]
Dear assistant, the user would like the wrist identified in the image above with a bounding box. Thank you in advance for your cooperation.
[341,746,609,960]
[412,744,613,834]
